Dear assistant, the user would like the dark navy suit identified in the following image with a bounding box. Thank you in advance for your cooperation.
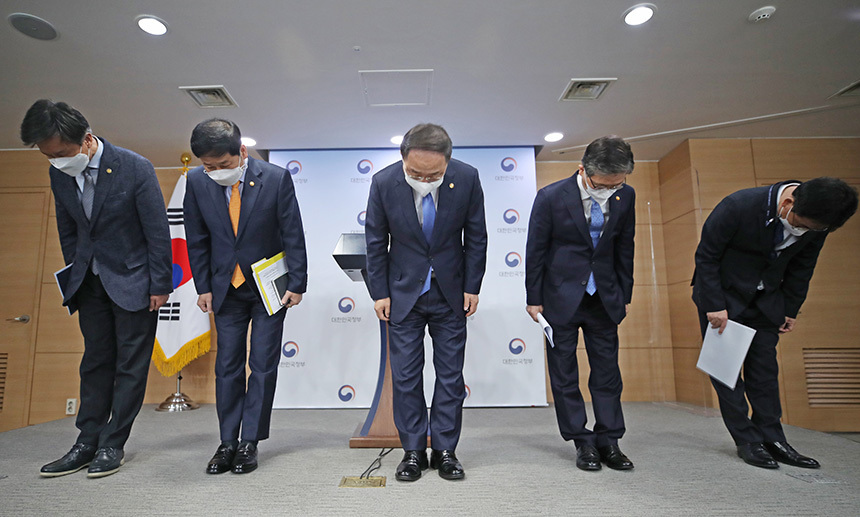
[693,181,825,446]
[51,138,172,449]
[365,158,487,451]
[184,156,307,442]
[526,172,635,448]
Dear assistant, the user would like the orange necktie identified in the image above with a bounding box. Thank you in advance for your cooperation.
[229,181,245,288]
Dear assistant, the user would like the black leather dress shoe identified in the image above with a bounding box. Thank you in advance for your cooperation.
[40,443,97,477]
[206,443,237,474]
[395,450,429,481]
[576,445,602,471]
[87,447,124,478]
[430,450,465,480]
[598,445,634,470]
[765,441,820,469]
[232,442,258,474]
[737,443,779,469]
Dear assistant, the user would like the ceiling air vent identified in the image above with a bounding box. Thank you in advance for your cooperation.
[831,79,860,99]
[559,78,616,101]
[178,85,238,108]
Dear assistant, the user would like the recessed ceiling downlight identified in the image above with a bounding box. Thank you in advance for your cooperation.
[241,137,257,147]
[390,135,404,145]
[623,4,656,26]
[8,13,58,40]
[137,15,168,36]
[544,132,564,143]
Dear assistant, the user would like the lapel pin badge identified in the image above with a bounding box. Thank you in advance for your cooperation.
[449,182,454,189]
[615,195,620,201]
[249,181,255,187]
[106,168,112,174]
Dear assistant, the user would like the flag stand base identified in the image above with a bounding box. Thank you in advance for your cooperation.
[155,372,200,412]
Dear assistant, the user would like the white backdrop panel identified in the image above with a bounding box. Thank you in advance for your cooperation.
[268,147,546,408]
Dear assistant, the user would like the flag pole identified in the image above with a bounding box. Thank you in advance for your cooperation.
[155,370,200,411]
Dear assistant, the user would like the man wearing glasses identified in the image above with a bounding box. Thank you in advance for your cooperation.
[525,135,636,471]
[365,123,487,481]
[693,177,857,469]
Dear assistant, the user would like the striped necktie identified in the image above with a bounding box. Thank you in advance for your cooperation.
[585,198,604,295]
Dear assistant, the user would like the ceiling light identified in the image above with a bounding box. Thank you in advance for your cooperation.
[8,13,58,40]
[137,15,168,36]
[241,137,257,147]
[544,132,564,143]
[390,135,404,145]
[623,4,656,26]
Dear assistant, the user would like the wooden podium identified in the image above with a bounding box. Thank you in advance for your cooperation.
[349,320,402,447]
[333,233,404,448]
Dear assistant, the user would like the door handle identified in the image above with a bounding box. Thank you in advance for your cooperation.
[7,314,30,323]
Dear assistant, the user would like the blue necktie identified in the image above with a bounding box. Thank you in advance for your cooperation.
[82,168,99,274]
[420,193,435,295]
[771,222,785,258]
[585,198,603,295]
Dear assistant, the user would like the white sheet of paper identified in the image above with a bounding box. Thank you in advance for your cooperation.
[696,319,757,390]
[536,313,555,348]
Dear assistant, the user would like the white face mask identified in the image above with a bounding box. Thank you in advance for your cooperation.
[206,155,247,187]
[583,175,621,204]
[404,174,443,198]
[779,206,809,237]
[50,146,90,177]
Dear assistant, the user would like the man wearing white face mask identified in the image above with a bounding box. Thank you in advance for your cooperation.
[693,177,857,469]
[184,118,307,475]
[526,135,636,472]
[365,123,487,481]
[20,99,173,478]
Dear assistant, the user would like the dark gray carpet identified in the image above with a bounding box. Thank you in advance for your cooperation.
[1,403,858,516]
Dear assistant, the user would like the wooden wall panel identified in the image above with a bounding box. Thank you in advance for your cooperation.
[634,222,666,286]
[672,348,717,408]
[751,138,860,181]
[41,216,64,283]
[28,352,82,425]
[535,162,573,190]
[621,284,671,349]
[35,284,83,353]
[667,282,702,349]
[689,139,757,210]
[662,211,701,285]
[0,151,50,188]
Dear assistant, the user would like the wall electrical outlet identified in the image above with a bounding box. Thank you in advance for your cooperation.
[65,398,77,415]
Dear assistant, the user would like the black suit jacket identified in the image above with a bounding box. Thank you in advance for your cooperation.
[51,139,173,312]
[692,180,826,326]
[365,158,488,324]
[525,172,636,325]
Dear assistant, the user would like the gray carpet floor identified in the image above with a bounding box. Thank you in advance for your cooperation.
[1,402,858,516]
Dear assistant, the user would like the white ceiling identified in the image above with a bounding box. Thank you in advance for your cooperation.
[2,0,859,167]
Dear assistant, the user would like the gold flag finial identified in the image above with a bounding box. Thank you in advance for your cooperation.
[180,152,192,173]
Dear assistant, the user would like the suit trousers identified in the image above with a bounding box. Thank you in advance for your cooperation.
[546,291,625,448]
[214,283,286,442]
[698,306,785,445]
[75,269,157,449]
[388,279,467,451]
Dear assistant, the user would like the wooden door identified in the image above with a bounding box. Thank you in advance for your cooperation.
[0,189,49,432]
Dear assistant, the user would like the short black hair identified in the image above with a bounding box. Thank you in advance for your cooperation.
[190,118,242,158]
[20,99,90,146]
[581,135,634,177]
[400,123,452,161]
[793,177,858,232]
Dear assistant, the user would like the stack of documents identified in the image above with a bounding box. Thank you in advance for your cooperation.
[251,252,289,316]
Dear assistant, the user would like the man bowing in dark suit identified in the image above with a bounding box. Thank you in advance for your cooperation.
[693,177,857,469]
[21,100,173,478]
[184,119,307,475]
[365,123,487,481]
[526,135,636,472]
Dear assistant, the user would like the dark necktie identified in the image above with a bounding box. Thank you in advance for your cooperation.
[81,169,95,220]
[586,198,604,295]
